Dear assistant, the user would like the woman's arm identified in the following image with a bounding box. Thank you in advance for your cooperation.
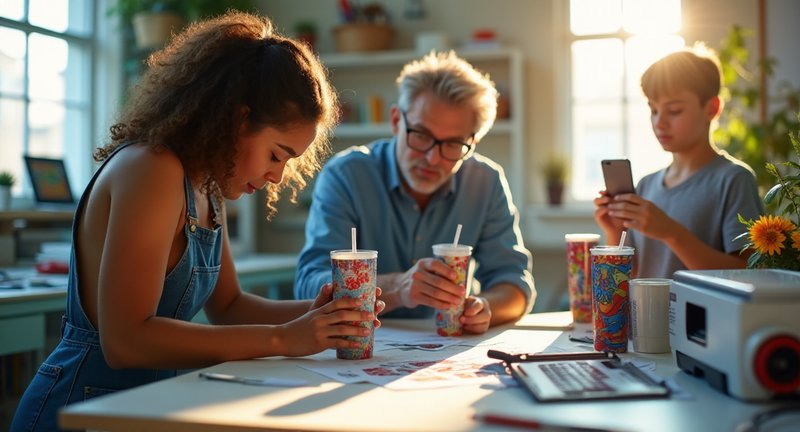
[96,150,369,370]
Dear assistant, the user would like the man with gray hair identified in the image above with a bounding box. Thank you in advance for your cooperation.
[294,51,535,333]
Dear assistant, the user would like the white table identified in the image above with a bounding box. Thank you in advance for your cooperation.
[59,312,797,432]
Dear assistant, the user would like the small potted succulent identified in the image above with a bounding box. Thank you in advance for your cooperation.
[542,153,568,206]
[0,171,15,211]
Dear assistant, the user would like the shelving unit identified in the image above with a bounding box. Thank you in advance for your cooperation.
[321,46,526,201]
[258,47,526,253]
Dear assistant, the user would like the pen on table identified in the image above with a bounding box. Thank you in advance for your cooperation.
[474,413,623,432]
[487,349,614,363]
[198,371,307,387]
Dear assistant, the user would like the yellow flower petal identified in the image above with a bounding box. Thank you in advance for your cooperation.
[792,232,800,251]
[750,215,789,256]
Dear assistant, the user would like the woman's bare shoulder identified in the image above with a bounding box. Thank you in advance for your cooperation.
[98,145,187,208]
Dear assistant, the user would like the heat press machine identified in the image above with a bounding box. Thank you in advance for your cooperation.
[669,269,800,401]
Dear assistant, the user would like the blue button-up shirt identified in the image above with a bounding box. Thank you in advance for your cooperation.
[294,138,535,317]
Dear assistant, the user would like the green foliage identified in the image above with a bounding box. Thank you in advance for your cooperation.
[737,115,800,270]
[542,152,568,184]
[761,114,800,223]
[0,171,15,187]
[106,1,183,22]
[182,0,257,22]
[107,0,256,23]
[713,25,800,193]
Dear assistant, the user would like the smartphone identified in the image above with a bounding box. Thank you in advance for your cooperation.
[601,159,635,196]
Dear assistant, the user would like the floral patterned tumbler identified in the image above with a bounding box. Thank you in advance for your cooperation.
[565,233,600,323]
[330,249,378,359]
[432,243,473,337]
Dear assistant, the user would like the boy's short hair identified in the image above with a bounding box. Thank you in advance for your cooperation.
[640,43,722,104]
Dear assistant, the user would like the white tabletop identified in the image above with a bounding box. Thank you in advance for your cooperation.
[59,312,797,432]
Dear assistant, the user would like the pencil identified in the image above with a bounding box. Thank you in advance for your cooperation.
[474,413,624,432]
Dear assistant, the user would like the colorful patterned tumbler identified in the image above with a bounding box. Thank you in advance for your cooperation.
[590,245,634,353]
[330,249,378,359]
[565,234,600,323]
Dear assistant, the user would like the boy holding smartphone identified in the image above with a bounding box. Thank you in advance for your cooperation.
[593,44,764,279]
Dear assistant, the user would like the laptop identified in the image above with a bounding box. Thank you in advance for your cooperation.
[24,156,77,211]
[490,350,669,402]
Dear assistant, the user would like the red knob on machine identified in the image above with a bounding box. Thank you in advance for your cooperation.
[753,334,800,394]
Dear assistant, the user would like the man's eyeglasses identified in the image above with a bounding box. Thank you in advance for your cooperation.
[400,111,474,161]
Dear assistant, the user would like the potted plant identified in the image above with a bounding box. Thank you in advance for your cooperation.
[107,0,185,50]
[0,171,15,211]
[542,153,568,206]
[294,21,318,51]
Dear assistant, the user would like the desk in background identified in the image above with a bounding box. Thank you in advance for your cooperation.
[0,254,298,358]
[59,313,796,432]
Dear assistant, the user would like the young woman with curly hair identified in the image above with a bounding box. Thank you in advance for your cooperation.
[11,12,383,432]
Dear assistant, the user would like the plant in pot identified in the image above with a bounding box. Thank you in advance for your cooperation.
[0,171,16,211]
[293,21,318,51]
[542,153,568,206]
[107,0,185,50]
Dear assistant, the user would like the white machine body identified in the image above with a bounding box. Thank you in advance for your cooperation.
[669,269,800,401]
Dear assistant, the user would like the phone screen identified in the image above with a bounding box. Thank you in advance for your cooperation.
[601,159,634,196]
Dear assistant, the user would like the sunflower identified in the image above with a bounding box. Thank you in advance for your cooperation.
[749,215,793,256]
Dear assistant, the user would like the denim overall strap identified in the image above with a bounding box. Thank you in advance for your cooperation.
[156,175,222,320]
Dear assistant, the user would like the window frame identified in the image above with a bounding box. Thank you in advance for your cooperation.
[0,1,122,203]
[563,0,683,202]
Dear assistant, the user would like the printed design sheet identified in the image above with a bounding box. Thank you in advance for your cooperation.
[301,328,561,390]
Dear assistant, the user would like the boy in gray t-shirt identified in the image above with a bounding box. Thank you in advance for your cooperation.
[593,44,764,279]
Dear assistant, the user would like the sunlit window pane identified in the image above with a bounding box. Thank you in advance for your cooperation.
[625,35,685,97]
[0,99,25,194]
[623,0,681,35]
[625,102,671,180]
[1,0,95,200]
[30,0,91,35]
[570,0,622,36]
[0,27,26,97]
[30,0,68,32]
[569,0,682,202]
[65,42,90,103]
[571,103,624,200]
[28,33,67,102]
[572,39,623,99]
[28,100,65,156]
[0,0,24,20]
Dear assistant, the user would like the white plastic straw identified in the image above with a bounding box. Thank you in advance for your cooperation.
[453,224,463,246]
[618,230,627,249]
[351,227,357,252]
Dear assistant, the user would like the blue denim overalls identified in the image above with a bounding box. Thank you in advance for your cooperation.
[11,144,222,431]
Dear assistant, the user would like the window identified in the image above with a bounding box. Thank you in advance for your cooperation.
[568,0,684,200]
[0,0,95,199]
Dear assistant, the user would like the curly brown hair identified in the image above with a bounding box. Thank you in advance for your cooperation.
[97,11,338,218]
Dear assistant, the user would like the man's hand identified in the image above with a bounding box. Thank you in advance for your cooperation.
[461,296,491,334]
[379,258,465,312]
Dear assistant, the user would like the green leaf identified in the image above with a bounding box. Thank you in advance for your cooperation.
[764,183,782,205]
[733,231,750,243]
